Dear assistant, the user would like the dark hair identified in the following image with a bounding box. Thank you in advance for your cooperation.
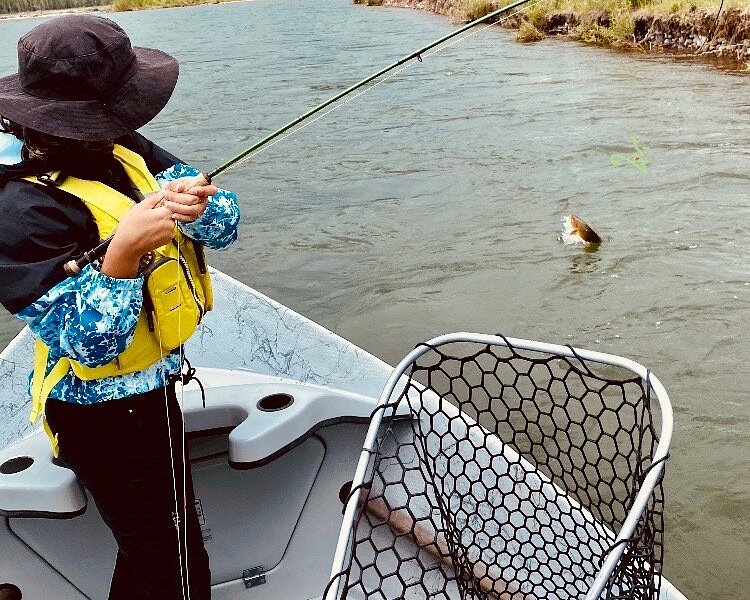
[0,116,115,183]
[1,117,114,161]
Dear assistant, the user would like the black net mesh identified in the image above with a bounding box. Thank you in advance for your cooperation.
[329,338,666,600]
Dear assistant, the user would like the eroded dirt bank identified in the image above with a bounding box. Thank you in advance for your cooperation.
[364,0,750,67]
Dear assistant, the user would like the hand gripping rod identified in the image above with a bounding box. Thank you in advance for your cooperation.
[63,0,535,276]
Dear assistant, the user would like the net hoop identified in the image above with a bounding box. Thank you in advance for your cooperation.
[326,332,673,600]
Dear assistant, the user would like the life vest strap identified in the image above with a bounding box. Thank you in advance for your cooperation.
[31,337,71,458]
[43,417,60,458]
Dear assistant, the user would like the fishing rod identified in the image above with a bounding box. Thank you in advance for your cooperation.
[64,0,537,276]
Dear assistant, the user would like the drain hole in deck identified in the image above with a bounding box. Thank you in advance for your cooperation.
[0,583,22,600]
[257,393,294,412]
[0,457,34,475]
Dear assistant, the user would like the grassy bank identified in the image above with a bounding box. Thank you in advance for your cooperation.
[460,0,747,48]
[464,0,745,19]
[0,0,107,14]
[0,0,237,15]
[111,0,230,10]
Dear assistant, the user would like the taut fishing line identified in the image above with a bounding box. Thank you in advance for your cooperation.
[175,229,191,600]
[156,224,190,600]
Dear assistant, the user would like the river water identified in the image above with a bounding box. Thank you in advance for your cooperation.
[0,0,748,597]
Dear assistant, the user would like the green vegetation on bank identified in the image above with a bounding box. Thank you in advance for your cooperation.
[464,0,502,20]
[0,0,107,14]
[111,0,225,10]
[1,0,745,56]
[516,20,545,41]
[462,0,745,19]
[460,0,746,48]
[0,0,237,15]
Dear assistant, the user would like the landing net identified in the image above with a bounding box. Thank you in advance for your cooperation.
[325,333,671,600]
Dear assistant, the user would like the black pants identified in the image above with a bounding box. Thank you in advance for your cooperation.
[46,384,211,600]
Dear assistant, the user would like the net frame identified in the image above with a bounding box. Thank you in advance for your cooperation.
[324,332,673,600]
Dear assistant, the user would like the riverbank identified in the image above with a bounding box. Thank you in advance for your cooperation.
[0,0,239,20]
[358,0,750,68]
[0,4,107,20]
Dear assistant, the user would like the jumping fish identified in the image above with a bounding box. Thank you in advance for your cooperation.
[560,214,602,246]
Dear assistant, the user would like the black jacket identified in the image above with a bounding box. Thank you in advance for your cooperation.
[0,132,179,314]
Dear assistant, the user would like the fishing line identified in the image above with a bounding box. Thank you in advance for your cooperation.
[157,320,189,600]
[155,233,190,600]
[175,229,191,600]
[416,0,548,60]
[220,0,549,172]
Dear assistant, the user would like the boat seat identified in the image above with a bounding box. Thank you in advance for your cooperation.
[0,368,407,518]
[178,368,407,468]
[0,432,85,519]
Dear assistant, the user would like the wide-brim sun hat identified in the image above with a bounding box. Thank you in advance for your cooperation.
[0,14,179,142]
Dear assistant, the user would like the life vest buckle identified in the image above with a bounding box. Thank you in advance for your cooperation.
[38,171,66,187]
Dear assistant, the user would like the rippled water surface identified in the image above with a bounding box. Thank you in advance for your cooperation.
[1,0,748,597]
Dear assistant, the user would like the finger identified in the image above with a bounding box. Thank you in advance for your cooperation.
[163,180,186,193]
[177,175,210,194]
[163,190,202,206]
[165,201,203,220]
[162,178,191,194]
[186,185,218,198]
[171,212,196,223]
[142,191,166,208]
[151,205,175,221]
[168,205,203,223]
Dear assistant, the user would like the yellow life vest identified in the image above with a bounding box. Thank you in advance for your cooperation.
[24,144,213,454]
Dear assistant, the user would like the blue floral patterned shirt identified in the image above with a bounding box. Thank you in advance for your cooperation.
[15,163,240,404]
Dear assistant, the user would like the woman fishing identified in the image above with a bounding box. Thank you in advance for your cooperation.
[0,14,240,600]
